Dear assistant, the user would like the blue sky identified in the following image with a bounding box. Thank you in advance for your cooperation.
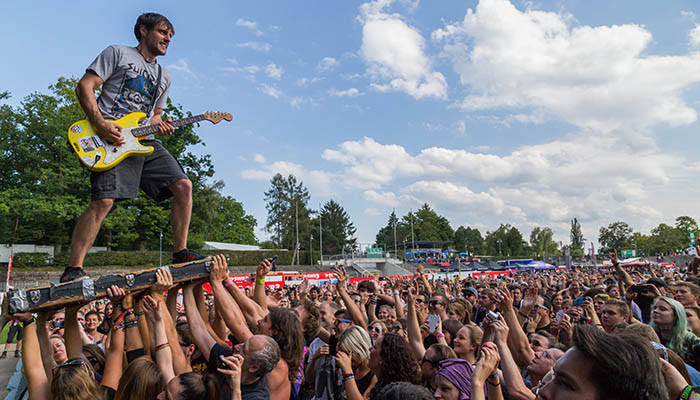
[3,0,700,249]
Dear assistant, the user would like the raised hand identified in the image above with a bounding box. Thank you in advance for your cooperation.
[106,285,126,305]
[494,289,513,311]
[609,251,619,265]
[335,351,353,375]
[491,317,509,344]
[152,268,174,294]
[256,258,274,280]
[217,354,244,388]
[142,295,162,322]
[333,266,348,291]
[415,263,424,276]
[209,254,229,283]
[473,342,501,384]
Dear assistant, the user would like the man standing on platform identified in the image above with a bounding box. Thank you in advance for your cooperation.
[62,13,201,282]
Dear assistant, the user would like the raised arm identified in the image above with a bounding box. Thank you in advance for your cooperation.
[18,314,49,400]
[491,318,536,400]
[610,252,634,287]
[184,280,217,360]
[471,343,504,400]
[494,289,534,369]
[391,279,405,319]
[64,304,85,360]
[210,254,254,343]
[101,286,127,391]
[334,266,367,330]
[223,275,267,327]
[415,264,433,294]
[151,268,192,374]
[35,311,54,382]
[143,295,175,386]
[254,258,274,313]
[405,288,426,361]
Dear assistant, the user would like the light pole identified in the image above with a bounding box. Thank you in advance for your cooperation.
[310,234,313,266]
[497,239,502,256]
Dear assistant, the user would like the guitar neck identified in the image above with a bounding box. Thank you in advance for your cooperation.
[131,114,207,137]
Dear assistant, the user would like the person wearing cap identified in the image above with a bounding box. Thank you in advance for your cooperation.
[463,287,478,307]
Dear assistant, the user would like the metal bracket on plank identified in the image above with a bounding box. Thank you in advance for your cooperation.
[9,289,29,314]
[125,274,135,288]
[82,279,95,300]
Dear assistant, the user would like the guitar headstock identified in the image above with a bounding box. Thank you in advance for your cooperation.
[203,112,233,124]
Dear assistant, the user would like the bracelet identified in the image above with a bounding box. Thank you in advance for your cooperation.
[519,311,529,318]
[224,279,234,288]
[681,385,693,400]
[113,311,126,324]
[436,333,445,338]
[343,374,355,382]
[21,318,35,328]
[487,378,500,386]
[136,311,145,317]
[155,342,170,352]
[113,323,124,331]
[256,278,265,285]
[124,320,139,329]
[123,308,134,314]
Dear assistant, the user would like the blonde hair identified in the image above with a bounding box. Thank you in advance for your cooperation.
[51,359,102,400]
[338,325,372,360]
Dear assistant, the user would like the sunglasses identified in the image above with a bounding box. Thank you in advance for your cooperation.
[53,359,90,375]
[594,294,610,301]
[421,356,439,366]
[369,326,383,333]
[429,300,445,306]
[415,298,425,304]
[390,325,403,332]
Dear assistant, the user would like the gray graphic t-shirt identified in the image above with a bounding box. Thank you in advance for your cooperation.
[87,45,171,125]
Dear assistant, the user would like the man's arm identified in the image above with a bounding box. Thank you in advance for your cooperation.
[492,319,536,400]
[254,258,274,313]
[210,255,254,343]
[405,288,426,361]
[494,289,534,369]
[334,267,367,330]
[75,71,125,146]
[183,281,217,361]
[19,316,50,400]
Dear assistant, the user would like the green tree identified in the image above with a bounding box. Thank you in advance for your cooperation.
[263,174,312,251]
[675,216,698,246]
[648,223,685,255]
[453,226,484,256]
[264,173,287,246]
[598,221,633,254]
[569,218,585,257]
[485,224,524,257]
[314,200,356,254]
[530,227,559,259]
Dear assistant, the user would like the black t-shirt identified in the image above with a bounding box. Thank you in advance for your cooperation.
[208,343,234,400]
[242,376,269,400]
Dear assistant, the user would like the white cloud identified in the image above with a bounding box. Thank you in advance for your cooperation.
[254,154,267,163]
[297,77,325,86]
[236,41,271,52]
[364,190,400,207]
[241,161,335,196]
[690,24,700,47]
[358,0,448,99]
[318,57,340,72]
[265,63,284,79]
[236,18,263,36]
[167,59,197,80]
[258,84,282,99]
[432,0,700,131]
[328,88,362,97]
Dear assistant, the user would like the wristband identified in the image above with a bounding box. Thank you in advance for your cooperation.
[21,318,35,328]
[393,291,400,296]
[113,311,127,324]
[681,385,693,400]
[256,278,266,285]
[136,311,145,317]
[436,333,445,338]
[519,311,528,319]
[155,342,170,352]
[343,374,355,382]
[224,279,235,288]
[124,320,139,329]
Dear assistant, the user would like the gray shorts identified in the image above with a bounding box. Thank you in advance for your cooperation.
[91,139,188,202]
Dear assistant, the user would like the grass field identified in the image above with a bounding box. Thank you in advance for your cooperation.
[0,324,15,345]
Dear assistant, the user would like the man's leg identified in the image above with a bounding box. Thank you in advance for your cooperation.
[168,178,192,254]
[67,198,114,268]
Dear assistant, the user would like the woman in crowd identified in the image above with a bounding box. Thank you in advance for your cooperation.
[368,320,387,344]
[335,325,377,398]
[452,325,483,364]
[368,333,421,399]
[650,296,700,369]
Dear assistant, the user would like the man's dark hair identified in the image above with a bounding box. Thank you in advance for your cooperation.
[358,280,376,293]
[134,13,174,41]
[374,382,433,400]
[572,325,668,400]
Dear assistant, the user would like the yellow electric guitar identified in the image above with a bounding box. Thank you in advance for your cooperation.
[67,111,232,171]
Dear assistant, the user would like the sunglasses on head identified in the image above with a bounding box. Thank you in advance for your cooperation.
[53,359,90,375]
[336,318,352,324]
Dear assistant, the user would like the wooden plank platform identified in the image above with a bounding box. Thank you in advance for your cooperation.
[8,257,213,314]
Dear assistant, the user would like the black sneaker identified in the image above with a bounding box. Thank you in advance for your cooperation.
[172,249,206,264]
[0,352,7,359]
[59,266,87,283]
[14,350,19,358]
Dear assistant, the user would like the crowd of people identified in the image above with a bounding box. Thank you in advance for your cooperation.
[5,250,700,399]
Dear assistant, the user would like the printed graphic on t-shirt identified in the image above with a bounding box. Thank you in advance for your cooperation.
[112,63,158,115]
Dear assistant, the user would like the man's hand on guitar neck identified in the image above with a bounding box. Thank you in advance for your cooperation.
[151,112,175,137]
[97,121,126,146]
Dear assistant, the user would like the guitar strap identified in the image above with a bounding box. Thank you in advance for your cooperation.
[149,64,163,116]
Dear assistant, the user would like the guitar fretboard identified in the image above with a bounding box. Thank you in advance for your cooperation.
[131,114,207,137]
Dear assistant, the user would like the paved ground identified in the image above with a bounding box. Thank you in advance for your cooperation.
[0,344,20,398]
